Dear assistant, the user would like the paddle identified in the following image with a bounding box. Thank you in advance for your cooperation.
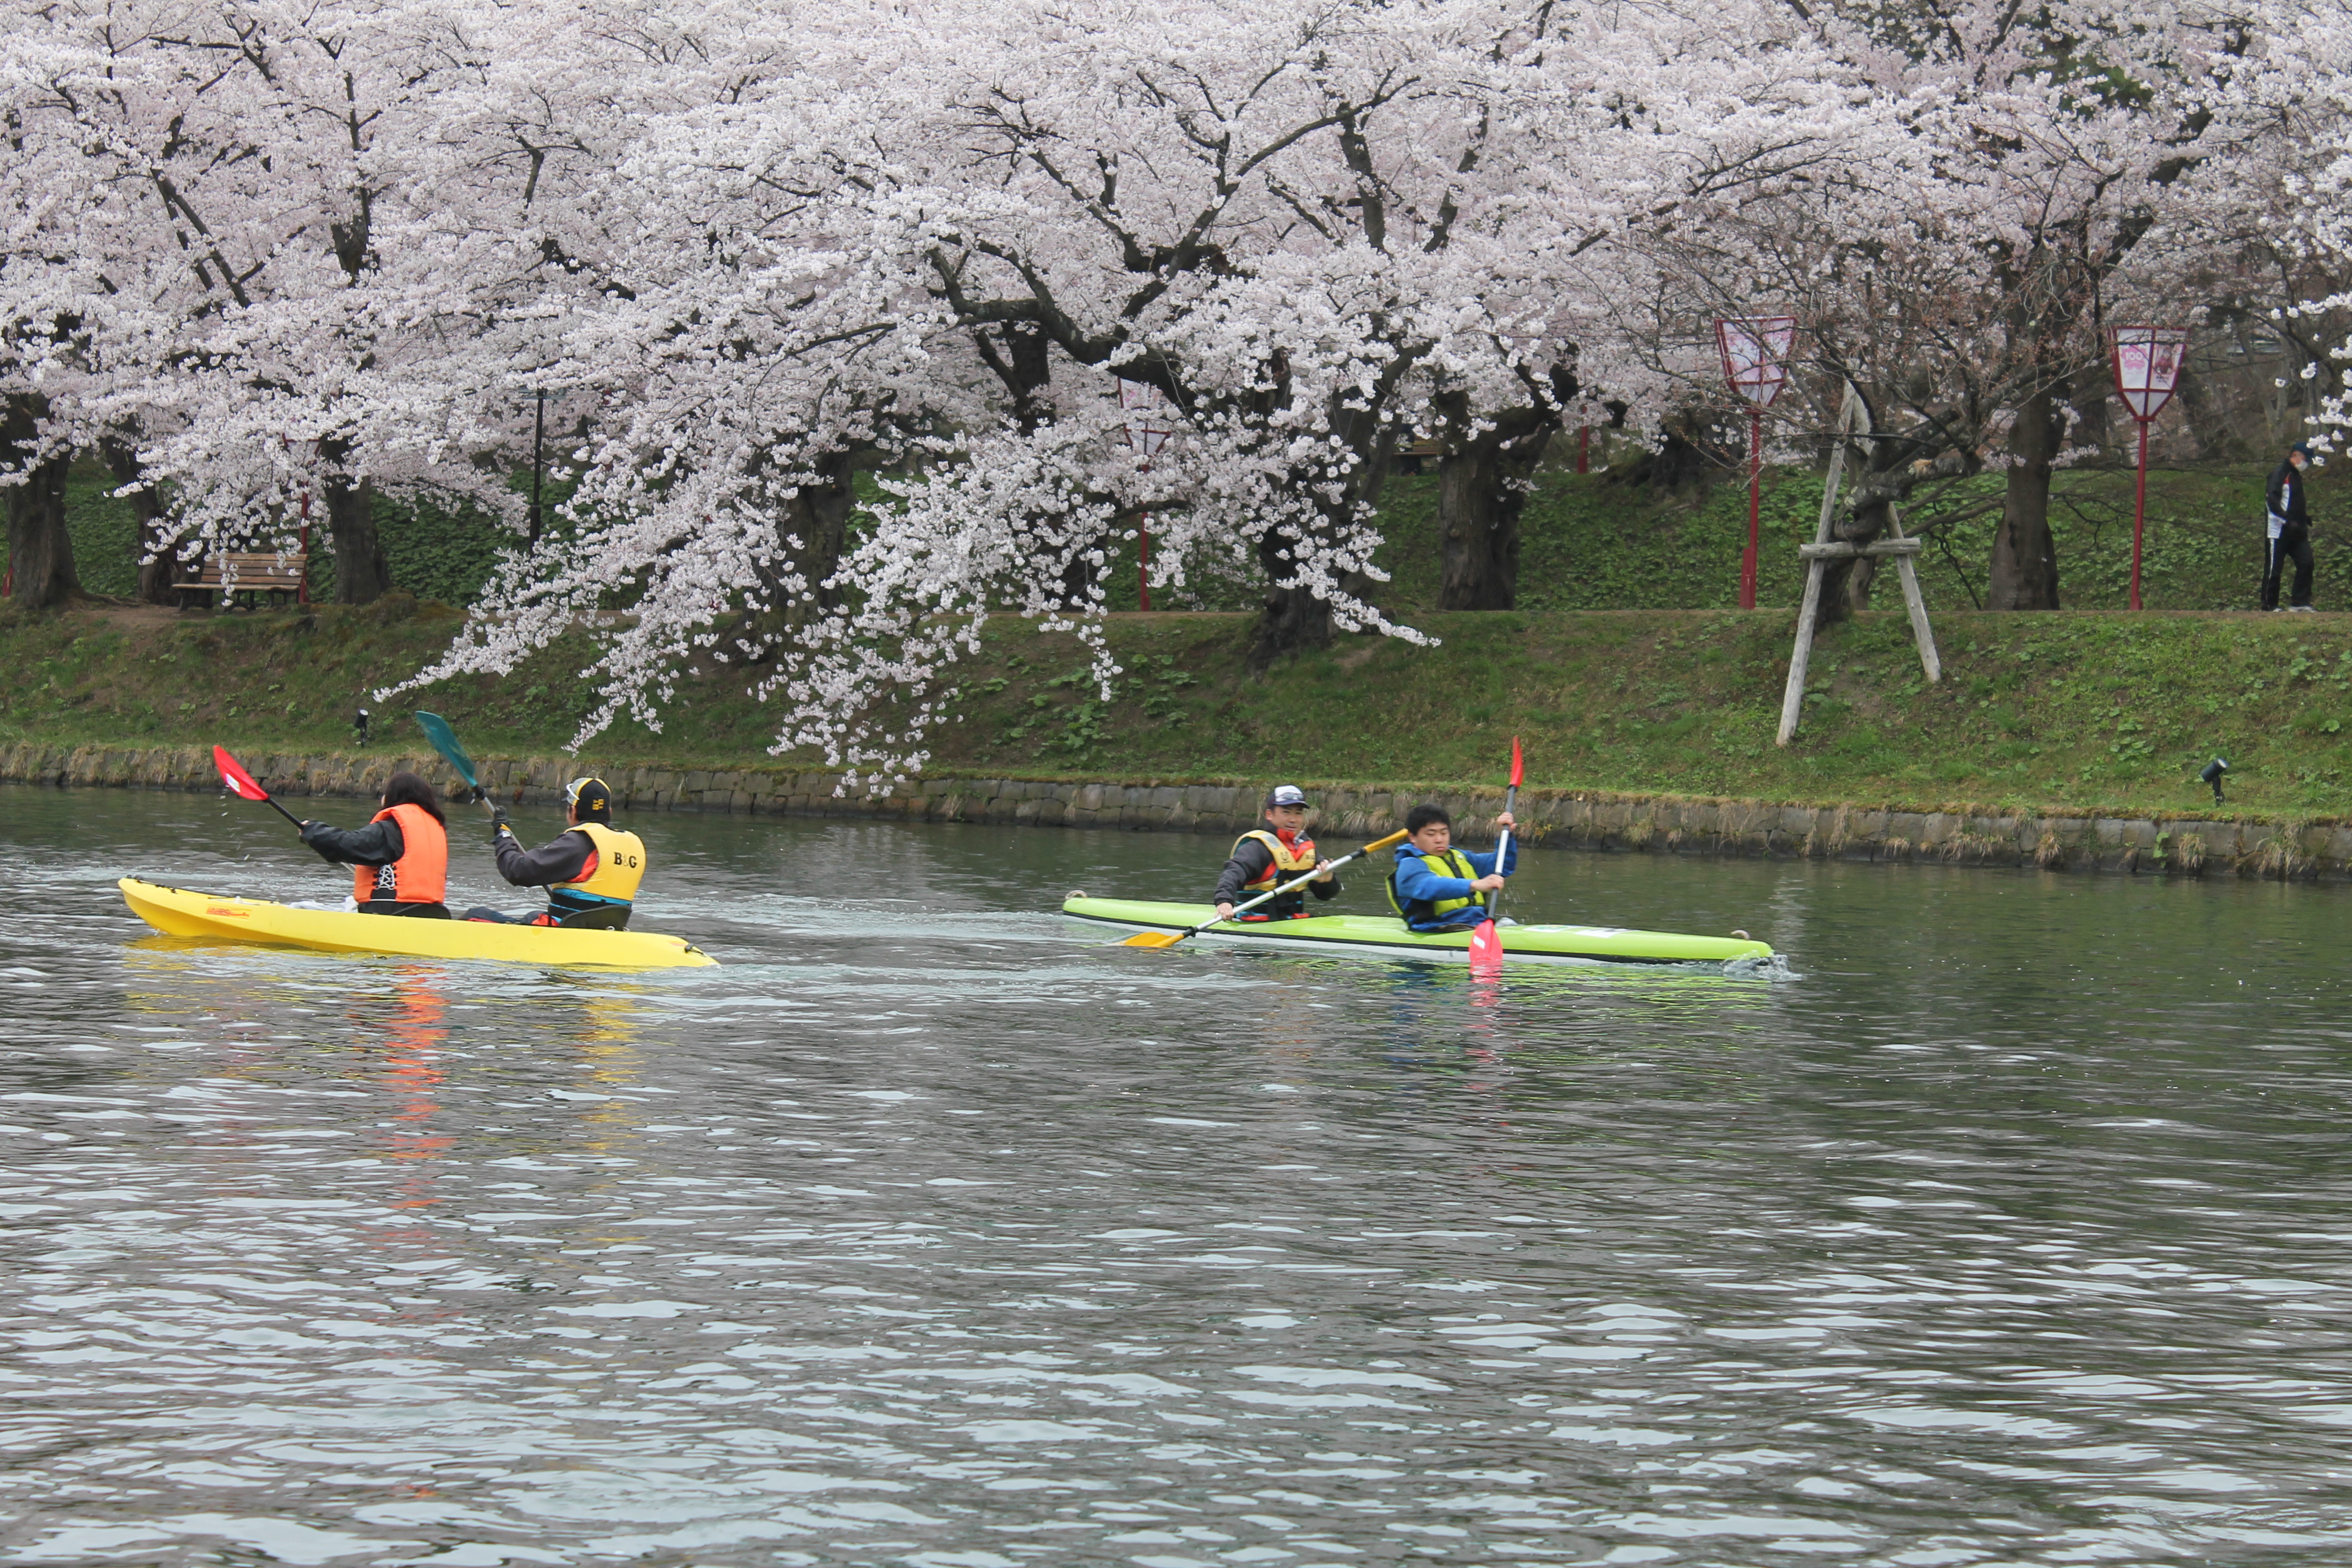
[1466,737,1524,976]
[213,745,306,832]
[416,711,489,806]
[1122,829,1408,949]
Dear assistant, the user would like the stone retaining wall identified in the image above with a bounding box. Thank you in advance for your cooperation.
[2,741,2341,880]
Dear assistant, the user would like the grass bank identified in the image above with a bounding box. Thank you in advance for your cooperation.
[3,600,2348,824]
[26,457,2322,617]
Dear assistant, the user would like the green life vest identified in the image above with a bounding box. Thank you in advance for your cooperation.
[1386,848,1482,926]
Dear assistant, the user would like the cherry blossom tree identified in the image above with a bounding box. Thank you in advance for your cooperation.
[1616,0,2251,617]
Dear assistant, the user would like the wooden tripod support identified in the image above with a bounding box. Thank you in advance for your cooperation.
[1777,388,1941,748]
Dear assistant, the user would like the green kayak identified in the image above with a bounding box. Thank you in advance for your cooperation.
[1061,896,1773,967]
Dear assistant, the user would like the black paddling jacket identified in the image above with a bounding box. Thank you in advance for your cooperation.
[1212,832,1341,916]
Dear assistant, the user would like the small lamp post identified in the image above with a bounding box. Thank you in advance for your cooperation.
[2111,325,2189,611]
[1118,380,1174,612]
[1714,316,1796,609]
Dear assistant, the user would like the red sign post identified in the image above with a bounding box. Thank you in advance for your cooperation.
[1118,380,1174,612]
[1715,317,1796,609]
[2111,325,2188,611]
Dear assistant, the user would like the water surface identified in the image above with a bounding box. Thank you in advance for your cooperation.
[3,782,2349,1566]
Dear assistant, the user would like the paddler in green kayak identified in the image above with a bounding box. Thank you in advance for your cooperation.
[1212,784,1341,923]
[296,771,453,917]
[1388,803,1517,932]
[464,776,649,929]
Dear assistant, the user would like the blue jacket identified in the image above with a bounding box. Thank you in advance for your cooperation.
[1390,838,1519,930]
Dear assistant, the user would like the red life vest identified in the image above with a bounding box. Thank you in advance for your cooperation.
[355,803,449,905]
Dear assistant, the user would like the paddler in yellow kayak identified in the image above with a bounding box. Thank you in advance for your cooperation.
[1212,784,1340,923]
[465,776,647,929]
[297,771,453,918]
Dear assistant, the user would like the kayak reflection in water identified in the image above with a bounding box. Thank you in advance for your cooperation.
[1387,803,1516,933]
[297,771,453,918]
[1212,784,1341,923]
[464,776,647,929]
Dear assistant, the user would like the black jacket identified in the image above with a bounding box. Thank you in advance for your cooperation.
[494,826,597,888]
[2268,460,2310,529]
[301,815,403,868]
[1213,835,1341,906]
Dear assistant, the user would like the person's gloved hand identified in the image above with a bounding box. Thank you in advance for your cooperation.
[490,807,513,843]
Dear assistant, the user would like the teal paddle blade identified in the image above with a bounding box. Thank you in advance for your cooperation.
[415,711,480,792]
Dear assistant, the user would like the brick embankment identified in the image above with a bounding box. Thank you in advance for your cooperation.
[0,741,2341,881]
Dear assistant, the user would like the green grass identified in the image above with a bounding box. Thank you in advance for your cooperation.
[5,601,2349,824]
[1358,462,2303,617]
[30,456,2308,617]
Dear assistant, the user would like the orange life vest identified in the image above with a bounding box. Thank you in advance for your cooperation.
[355,802,449,906]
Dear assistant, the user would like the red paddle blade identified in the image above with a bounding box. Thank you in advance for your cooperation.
[1508,736,1525,788]
[213,744,271,802]
[1467,918,1504,974]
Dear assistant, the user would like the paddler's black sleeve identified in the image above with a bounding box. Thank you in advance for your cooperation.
[300,816,402,868]
[494,827,596,888]
[1213,839,1276,904]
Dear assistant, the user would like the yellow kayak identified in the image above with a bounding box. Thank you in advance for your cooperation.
[119,878,716,969]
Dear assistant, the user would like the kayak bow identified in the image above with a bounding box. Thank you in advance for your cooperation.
[1064,895,1770,967]
[119,878,715,968]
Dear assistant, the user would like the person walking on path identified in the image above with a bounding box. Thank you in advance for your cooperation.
[2263,440,2317,612]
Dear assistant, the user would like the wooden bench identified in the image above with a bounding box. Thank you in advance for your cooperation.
[175,553,310,611]
[1393,437,1447,476]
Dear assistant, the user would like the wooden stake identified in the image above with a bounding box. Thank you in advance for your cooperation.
[1778,388,1859,747]
[1778,388,1940,748]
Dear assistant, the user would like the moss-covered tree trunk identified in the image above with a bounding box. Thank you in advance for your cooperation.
[3,397,80,609]
[1988,379,2062,610]
[4,454,79,609]
[1436,410,1554,611]
[1250,398,1394,670]
[309,435,390,604]
[324,472,391,605]
[101,436,174,605]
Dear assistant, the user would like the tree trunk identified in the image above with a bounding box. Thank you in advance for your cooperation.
[1436,411,1553,611]
[1251,524,1336,668]
[779,448,859,625]
[3,396,80,609]
[100,435,174,605]
[323,469,391,604]
[1249,401,1392,669]
[4,454,79,609]
[1988,381,2062,609]
[1812,492,1897,636]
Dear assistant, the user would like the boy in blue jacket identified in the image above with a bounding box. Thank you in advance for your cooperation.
[1387,803,1518,932]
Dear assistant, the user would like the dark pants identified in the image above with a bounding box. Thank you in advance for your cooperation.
[2263,526,2313,609]
[462,903,630,930]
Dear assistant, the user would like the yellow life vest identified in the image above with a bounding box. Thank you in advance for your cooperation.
[1235,829,1319,890]
[555,823,647,906]
[1386,848,1482,926]
[1232,828,1321,918]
